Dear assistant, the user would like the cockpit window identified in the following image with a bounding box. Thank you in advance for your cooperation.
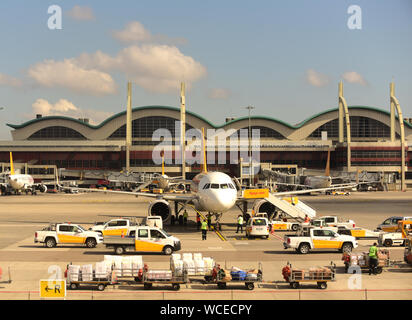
[220,184,228,189]
[203,183,210,189]
[229,184,235,189]
[211,184,219,189]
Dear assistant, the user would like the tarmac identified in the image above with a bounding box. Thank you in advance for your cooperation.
[0,191,411,300]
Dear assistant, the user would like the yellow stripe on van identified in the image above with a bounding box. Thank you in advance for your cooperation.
[103,228,128,236]
[134,240,164,252]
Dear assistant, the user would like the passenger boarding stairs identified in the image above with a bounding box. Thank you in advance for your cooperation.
[265,193,316,222]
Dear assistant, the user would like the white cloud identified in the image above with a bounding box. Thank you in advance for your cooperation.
[306,69,330,87]
[31,98,113,125]
[208,88,231,100]
[342,71,367,86]
[27,59,117,95]
[0,73,22,87]
[77,45,206,93]
[67,5,95,21]
[112,21,187,45]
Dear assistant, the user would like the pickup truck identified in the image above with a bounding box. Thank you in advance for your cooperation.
[283,227,358,254]
[104,226,181,255]
[35,223,103,248]
[91,216,163,237]
[318,216,356,230]
[379,220,412,247]
[90,218,138,237]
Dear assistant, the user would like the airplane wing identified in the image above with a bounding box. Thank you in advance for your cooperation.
[60,185,197,202]
[236,183,357,201]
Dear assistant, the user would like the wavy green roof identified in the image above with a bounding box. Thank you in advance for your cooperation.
[7,104,412,130]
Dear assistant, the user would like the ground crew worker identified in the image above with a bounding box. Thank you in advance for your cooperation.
[183,210,188,226]
[207,213,212,230]
[236,214,244,233]
[304,215,310,223]
[196,213,201,230]
[201,219,208,240]
[369,242,379,275]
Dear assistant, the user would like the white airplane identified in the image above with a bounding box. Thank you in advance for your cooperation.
[262,149,355,190]
[0,152,48,195]
[63,129,357,223]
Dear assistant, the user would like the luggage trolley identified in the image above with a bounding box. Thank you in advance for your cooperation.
[342,250,393,274]
[213,262,263,290]
[66,268,116,291]
[282,262,336,289]
[141,269,188,291]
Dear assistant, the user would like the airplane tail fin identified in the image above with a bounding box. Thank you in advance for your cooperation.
[201,127,207,173]
[324,149,330,177]
[9,152,15,175]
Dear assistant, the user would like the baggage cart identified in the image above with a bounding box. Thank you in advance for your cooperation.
[282,262,336,289]
[213,262,263,290]
[66,271,117,291]
[342,250,393,274]
[140,269,188,291]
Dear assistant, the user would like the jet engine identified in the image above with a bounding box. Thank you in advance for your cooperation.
[148,199,172,222]
[253,199,278,219]
[38,185,48,193]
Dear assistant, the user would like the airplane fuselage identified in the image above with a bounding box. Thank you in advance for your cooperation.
[304,176,332,189]
[7,174,34,190]
[191,172,238,213]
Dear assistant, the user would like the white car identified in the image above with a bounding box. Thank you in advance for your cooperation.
[246,217,270,239]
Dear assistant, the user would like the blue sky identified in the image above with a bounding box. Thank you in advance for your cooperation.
[0,0,411,139]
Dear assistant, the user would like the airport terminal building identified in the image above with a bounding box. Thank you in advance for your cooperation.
[0,103,411,189]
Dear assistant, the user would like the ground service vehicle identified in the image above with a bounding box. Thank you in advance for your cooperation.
[318,216,356,230]
[378,220,412,247]
[283,227,358,254]
[91,218,138,237]
[213,263,263,290]
[245,217,270,239]
[254,212,300,232]
[35,223,103,248]
[104,226,181,255]
[404,239,412,265]
[377,216,412,232]
[342,249,391,274]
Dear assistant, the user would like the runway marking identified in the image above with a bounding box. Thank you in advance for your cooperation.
[207,247,223,250]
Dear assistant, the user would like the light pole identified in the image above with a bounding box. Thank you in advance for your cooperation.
[246,105,255,186]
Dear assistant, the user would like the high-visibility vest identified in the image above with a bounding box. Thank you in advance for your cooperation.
[238,216,243,225]
[201,221,208,230]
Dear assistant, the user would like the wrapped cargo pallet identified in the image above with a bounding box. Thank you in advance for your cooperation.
[81,264,93,281]
[122,257,133,277]
[193,253,203,261]
[183,260,196,275]
[131,256,143,276]
[68,265,80,282]
[182,253,193,261]
[173,260,184,276]
[194,259,205,275]
[95,262,109,279]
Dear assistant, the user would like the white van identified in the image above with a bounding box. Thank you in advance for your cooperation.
[246,217,270,239]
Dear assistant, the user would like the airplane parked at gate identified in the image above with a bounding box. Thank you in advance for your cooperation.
[0,152,48,195]
[62,129,357,224]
